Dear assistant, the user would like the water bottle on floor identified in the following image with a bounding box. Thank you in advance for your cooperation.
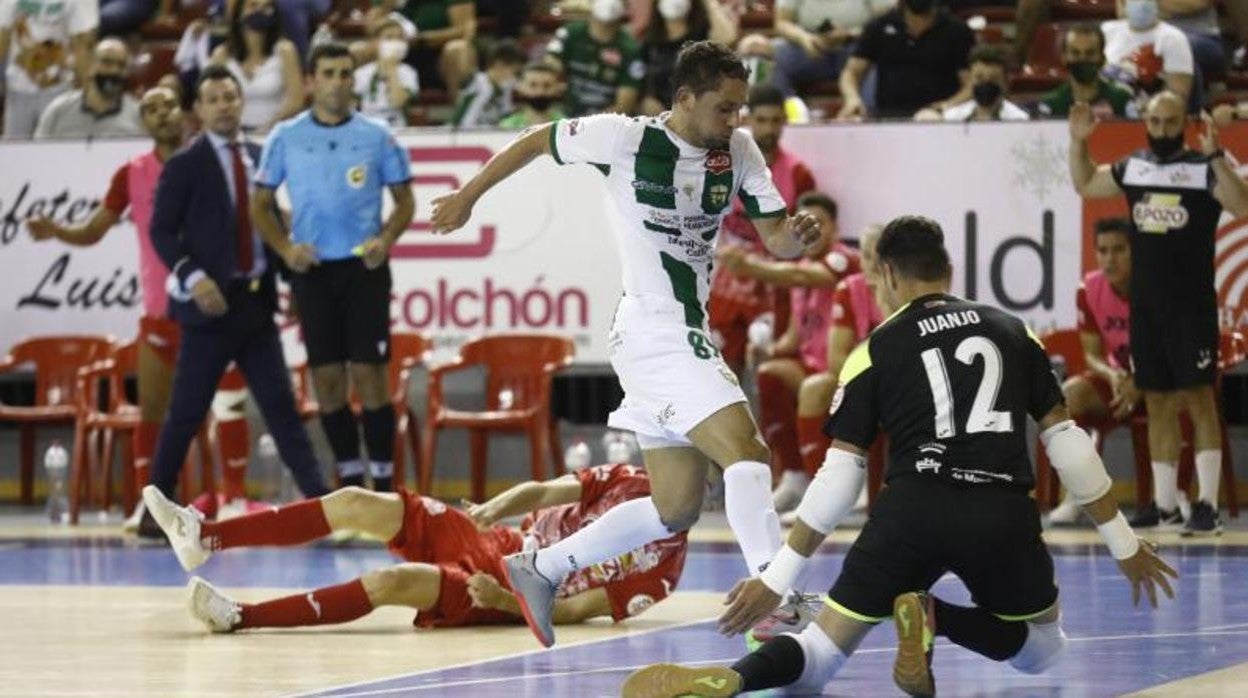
[257,434,280,502]
[44,441,69,524]
[564,439,591,471]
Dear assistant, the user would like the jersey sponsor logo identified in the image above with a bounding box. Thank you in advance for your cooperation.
[626,593,655,616]
[567,118,581,136]
[704,150,732,176]
[346,164,366,189]
[1132,193,1189,233]
[915,457,942,474]
[654,403,676,427]
[917,442,946,455]
[632,179,678,196]
[828,384,845,415]
[1122,159,1208,190]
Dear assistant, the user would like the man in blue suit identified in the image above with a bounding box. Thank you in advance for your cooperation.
[141,65,329,537]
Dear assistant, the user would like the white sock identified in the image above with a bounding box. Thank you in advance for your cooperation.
[1195,450,1221,506]
[788,624,849,691]
[370,461,393,478]
[534,496,670,583]
[724,461,783,575]
[1152,461,1178,511]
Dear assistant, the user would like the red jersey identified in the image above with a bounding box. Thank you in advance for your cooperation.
[1076,270,1131,371]
[831,272,884,342]
[791,243,860,373]
[522,464,688,621]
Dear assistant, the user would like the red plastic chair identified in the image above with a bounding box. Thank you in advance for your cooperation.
[421,334,576,501]
[293,332,430,489]
[1012,22,1065,93]
[1032,328,1152,511]
[69,340,216,523]
[0,335,114,504]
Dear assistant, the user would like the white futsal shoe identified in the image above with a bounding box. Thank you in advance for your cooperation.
[188,576,241,633]
[142,485,210,571]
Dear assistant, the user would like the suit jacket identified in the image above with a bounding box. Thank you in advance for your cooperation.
[149,133,279,326]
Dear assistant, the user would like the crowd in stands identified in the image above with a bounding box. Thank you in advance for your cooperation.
[4,0,1248,136]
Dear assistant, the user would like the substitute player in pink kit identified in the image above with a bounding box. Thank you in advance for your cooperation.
[27,86,252,528]
[141,463,687,633]
[717,192,859,510]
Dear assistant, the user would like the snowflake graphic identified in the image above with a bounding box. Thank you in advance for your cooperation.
[1009,134,1068,201]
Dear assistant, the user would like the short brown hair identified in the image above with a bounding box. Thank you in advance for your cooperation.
[671,41,749,97]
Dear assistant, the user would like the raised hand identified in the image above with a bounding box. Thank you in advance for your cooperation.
[1069,102,1097,142]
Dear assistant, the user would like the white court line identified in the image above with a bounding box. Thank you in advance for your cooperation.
[321,628,1248,697]
[291,615,719,698]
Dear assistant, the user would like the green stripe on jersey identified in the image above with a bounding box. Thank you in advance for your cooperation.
[633,126,679,209]
[660,251,704,328]
[738,189,784,218]
[549,122,563,164]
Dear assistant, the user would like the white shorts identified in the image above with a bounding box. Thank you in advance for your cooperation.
[606,295,748,448]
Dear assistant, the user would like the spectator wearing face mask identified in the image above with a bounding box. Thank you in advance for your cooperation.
[1102,0,1197,112]
[211,0,305,132]
[1036,23,1137,119]
[370,0,478,104]
[354,15,419,127]
[450,39,525,128]
[499,61,566,129]
[639,0,739,115]
[35,37,143,138]
[546,0,645,116]
[838,0,974,120]
[929,45,1029,122]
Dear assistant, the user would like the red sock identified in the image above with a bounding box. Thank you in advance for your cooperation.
[757,372,801,475]
[797,415,830,479]
[134,420,161,487]
[217,417,251,501]
[239,579,373,629]
[200,498,331,551]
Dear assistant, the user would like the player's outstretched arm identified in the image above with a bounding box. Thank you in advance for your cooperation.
[464,474,582,529]
[430,124,553,234]
[1037,408,1178,608]
[27,207,119,246]
[1068,103,1122,199]
[718,442,867,636]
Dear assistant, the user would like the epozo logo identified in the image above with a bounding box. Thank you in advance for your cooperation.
[392,146,497,259]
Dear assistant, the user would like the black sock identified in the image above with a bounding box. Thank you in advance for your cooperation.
[933,597,1029,661]
[320,407,361,464]
[339,474,365,488]
[730,634,806,692]
[361,406,396,491]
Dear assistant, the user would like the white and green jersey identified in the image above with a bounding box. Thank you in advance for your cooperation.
[550,113,786,331]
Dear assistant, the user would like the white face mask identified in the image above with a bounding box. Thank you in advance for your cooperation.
[591,0,625,23]
[1125,0,1159,30]
[378,38,408,62]
[658,0,691,20]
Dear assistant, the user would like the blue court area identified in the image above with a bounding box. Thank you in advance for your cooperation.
[3,538,1248,696]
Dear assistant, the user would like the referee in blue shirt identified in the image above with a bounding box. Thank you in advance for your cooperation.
[252,42,415,491]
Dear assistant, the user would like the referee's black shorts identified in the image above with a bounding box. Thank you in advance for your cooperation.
[1130,301,1218,391]
[827,476,1058,623]
[289,258,392,367]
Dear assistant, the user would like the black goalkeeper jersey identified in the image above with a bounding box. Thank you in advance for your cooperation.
[824,294,1064,490]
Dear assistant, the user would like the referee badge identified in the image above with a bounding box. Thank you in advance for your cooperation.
[346,164,367,189]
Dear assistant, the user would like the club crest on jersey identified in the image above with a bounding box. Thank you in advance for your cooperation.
[1133,193,1189,233]
[705,150,732,175]
[346,164,366,189]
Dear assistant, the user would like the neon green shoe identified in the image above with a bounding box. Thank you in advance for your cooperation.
[893,591,936,697]
[621,664,741,698]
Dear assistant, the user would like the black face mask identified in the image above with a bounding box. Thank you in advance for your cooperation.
[1147,132,1185,159]
[244,10,276,31]
[520,94,557,112]
[1067,61,1101,85]
[903,0,936,14]
[94,74,126,98]
[972,81,1002,108]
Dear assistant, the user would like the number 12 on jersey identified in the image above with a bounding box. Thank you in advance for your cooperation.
[920,335,1014,439]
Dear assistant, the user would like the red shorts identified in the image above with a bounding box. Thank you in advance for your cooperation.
[387,489,526,628]
[1079,371,1146,425]
[139,315,180,366]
